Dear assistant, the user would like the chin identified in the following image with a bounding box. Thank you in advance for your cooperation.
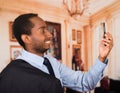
[46,47,50,50]
[45,44,50,49]
[41,49,48,54]
[44,47,50,51]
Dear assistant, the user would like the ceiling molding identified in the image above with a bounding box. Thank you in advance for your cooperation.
[0,0,66,17]
[90,0,120,24]
[0,0,90,25]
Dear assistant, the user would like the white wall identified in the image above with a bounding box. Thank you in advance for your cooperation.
[0,10,20,71]
[110,13,120,79]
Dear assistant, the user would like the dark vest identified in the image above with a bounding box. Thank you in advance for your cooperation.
[0,59,64,93]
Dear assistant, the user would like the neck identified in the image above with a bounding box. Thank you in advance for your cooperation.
[26,49,44,57]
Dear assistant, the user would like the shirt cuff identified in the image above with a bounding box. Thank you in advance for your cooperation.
[98,58,108,65]
[94,58,108,73]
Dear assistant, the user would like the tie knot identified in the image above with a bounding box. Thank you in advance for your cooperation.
[43,57,55,77]
[43,57,50,65]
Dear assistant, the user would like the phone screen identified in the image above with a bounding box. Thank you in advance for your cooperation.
[102,22,106,38]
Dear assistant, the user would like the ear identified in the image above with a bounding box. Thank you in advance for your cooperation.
[21,34,31,44]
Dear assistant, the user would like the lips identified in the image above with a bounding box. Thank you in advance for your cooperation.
[45,41,51,44]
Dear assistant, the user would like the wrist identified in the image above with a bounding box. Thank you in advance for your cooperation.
[98,55,106,62]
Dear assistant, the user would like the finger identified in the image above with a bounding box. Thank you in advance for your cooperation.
[101,32,113,46]
[103,34,113,43]
[102,39,113,48]
[103,43,113,50]
[103,39,111,43]
[104,32,113,41]
[103,42,110,47]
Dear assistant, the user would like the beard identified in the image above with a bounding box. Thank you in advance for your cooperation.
[33,43,49,54]
[31,36,51,54]
[34,48,48,54]
[32,40,51,54]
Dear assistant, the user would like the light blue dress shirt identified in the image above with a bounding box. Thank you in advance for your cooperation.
[17,50,107,92]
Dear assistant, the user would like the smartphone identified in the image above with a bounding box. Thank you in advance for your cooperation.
[102,22,106,38]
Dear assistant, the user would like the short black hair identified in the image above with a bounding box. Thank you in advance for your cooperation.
[12,13,38,49]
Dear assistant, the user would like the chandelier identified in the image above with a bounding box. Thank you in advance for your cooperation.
[63,0,88,19]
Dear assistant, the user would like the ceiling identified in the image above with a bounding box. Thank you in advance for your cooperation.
[29,0,118,17]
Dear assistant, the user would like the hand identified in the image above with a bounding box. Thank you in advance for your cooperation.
[99,32,113,62]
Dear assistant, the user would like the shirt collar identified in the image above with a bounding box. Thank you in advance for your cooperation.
[17,49,45,67]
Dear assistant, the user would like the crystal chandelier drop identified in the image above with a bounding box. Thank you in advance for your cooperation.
[63,0,88,19]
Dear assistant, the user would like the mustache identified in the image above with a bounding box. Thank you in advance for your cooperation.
[44,37,53,42]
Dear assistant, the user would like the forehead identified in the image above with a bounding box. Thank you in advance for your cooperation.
[30,16,46,27]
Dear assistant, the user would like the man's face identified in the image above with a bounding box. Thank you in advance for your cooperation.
[28,17,52,54]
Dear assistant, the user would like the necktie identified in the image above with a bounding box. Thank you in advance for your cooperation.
[43,57,55,77]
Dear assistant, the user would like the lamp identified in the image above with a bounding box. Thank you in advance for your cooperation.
[63,0,88,19]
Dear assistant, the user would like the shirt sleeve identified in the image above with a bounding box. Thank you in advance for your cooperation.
[59,58,108,92]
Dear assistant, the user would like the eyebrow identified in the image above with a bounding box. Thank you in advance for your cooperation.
[39,26,46,29]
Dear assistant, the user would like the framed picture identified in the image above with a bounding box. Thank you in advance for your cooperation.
[77,30,82,44]
[45,21,62,61]
[9,21,17,42]
[10,45,23,60]
[72,44,81,57]
[72,29,76,41]
[72,44,84,71]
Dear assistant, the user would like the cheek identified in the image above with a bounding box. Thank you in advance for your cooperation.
[32,33,45,42]
[31,36,45,49]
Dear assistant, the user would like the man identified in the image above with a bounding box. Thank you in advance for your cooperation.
[0,13,113,93]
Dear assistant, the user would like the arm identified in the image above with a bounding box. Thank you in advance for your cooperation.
[60,58,107,92]
[60,32,113,92]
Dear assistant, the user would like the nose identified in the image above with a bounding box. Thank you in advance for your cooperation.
[46,29,53,39]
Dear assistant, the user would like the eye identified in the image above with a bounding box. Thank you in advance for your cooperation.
[43,27,49,33]
[41,28,45,33]
[44,28,48,31]
[38,27,49,34]
[39,27,46,33]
